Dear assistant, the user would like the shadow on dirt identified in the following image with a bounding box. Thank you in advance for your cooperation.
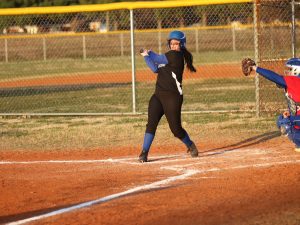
[148,155,180,162]
[0,184,182,224]
[202,130,282,156]
[0,82,130,97]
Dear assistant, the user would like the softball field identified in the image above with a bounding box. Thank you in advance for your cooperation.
[0,62,299,224]
[1,132,300,225]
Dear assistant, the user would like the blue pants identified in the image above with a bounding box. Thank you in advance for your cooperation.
[277,115,300,147]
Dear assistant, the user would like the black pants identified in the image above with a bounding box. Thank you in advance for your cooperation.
[146,91,186,139]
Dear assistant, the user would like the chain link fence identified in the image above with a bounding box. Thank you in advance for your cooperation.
[256,0,300,116]
[0,0,297,115]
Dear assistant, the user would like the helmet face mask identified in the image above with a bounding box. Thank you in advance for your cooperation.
[285,58,300,77]
[167,30,186,49]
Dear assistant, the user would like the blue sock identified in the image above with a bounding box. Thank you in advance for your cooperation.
[181,132,193,148]
[142,133,154,152]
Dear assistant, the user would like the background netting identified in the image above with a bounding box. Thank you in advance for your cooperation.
[256,0,300,115]
[0,1,298,115]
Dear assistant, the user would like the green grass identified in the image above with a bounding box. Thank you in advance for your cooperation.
[0,84,133,113]
[0,78,256,113]
[0,112,279,151]
[0,48,284,115]
[137,78,256,112]
[193,50,254,64]
[0,50,253,80]
[0,57,132,79]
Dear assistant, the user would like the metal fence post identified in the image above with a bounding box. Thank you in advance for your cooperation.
[253,0,260,117]
[120,33,124,57]
[195,28,199,54]
[130,9,136,114]
[291,0,296,58]
[158,21,162,54]
[4,38,8,63]
[158,30,162,54]
[231,25,236,51]
[82,35,87,60]
[42,37,47,61]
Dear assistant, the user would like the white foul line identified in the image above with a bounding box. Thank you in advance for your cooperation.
[4,156,300,225]
[0,154,183,165]
[6,169,198,225]
[0,159,134,165]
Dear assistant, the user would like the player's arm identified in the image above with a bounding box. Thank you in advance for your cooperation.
[148,51,168,65]
[140,50,168,73]
[254,66,287,88]
[144,56,159,73]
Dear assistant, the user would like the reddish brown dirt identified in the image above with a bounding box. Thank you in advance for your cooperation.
[0,64,241,88]
[1,136,300,225]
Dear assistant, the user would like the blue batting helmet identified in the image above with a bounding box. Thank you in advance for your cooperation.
[167,30,186,49]
[285,58,300,76]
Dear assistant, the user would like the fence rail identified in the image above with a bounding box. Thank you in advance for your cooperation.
[0,24,257,62]
[0,0,298,115]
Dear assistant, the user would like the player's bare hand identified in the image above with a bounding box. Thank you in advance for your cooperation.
[283,111,290,118]
[140,48,149,57]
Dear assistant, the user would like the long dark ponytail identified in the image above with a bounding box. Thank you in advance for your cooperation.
[182,48,197,72]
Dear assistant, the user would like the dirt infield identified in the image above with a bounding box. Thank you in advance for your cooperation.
[1,136,300,225]
[0,63,241,88]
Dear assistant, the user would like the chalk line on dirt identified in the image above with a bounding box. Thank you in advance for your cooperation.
[4,148,300,225]
[6,168,198,225]
[0,154,183,165]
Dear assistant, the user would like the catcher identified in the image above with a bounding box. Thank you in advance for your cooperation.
[242,58,300,152]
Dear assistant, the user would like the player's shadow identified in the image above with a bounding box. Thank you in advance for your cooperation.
[201,130,281,156]
[148,155,180,162]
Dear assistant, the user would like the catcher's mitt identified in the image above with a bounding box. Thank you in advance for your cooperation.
[242,58,256,76]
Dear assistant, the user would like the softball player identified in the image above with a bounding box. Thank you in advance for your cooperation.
[246,58,300,152]
[139,30,199,162]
